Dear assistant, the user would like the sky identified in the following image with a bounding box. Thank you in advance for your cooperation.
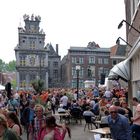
[0,0,126,63]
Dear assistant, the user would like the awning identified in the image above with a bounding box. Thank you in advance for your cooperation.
[108,59,130,81]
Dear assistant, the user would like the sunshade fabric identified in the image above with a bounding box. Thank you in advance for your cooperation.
[108,59,130,81]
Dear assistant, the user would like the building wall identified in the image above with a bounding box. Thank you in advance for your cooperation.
[47,44,61,88]
[48,56,61,88]
[125,0,140,99]
[61,44,112,88]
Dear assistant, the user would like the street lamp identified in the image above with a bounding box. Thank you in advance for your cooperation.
[116,37,132,48]
[76,65,80,100]
[118,19,140,34]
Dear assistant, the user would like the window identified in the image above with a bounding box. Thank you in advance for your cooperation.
[88,68,92,77]
[30,40,36,49]
[79,57,84,64]
[104,68,109,76]
[112,60,117,65]
[89,56,95,64]
[88,66,95,77]
[98,67,103,77]
[48,61,50,67]
[53,61,58,67]
[20,73,25,81]
[79,67,84,78]
[72,80,76,88]
[53,69,58,78]
[30,74,36,81]
[72,67,76,77]
[72,57,77,63]
[79,80,84,88]
[104,58,109,64]
[130,0,139,18]
[19,56,26,66]
[41,57,45,67]
[98,58,102,64]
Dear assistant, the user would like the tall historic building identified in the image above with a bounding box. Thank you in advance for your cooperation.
[46,43,61,88]
[15,14,48,90]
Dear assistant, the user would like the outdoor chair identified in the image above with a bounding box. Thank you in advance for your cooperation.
[70,108,82,124]
[84,116,97,131]
[100,123,109,128]
[58,111,71,124]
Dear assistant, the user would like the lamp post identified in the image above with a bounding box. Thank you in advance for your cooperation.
[116,37,132,48]
[118,19,140,34]
[76,65,80,100]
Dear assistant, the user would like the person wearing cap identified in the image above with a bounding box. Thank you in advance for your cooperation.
[108,105,132,140]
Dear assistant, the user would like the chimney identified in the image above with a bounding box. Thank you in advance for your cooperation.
[56,44,59,54]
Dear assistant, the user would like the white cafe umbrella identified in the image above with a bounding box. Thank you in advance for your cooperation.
[0,84,5,90]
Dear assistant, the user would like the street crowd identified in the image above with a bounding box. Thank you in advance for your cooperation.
[0,85,140,140]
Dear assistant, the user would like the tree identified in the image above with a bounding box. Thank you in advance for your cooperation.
[0,59,16,72]
[5,60,16,72]
[31,79,45,95]
[0,59,6,72]
[11,79,17,90]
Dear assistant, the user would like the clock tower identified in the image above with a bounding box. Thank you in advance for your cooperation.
[15,14,49,90]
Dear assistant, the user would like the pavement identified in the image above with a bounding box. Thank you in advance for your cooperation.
[21,118,95,140]
[65,121,95,140]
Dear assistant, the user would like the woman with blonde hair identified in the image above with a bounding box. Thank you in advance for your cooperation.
[29,104,46,140]
[0,113,19,140]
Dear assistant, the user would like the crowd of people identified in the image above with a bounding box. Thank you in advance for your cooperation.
[0,85,139,140]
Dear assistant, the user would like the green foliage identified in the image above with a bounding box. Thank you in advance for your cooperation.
[0,59,6,72]
[31,79,45,94]
[0,59,16,72]
[6,60,16,72]
[11,79,17,90]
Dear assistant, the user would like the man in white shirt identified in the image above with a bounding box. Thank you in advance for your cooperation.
[60,93,68,109]
[104,88,112,101]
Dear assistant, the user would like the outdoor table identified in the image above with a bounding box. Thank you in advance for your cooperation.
[54,112,71,123]
[54,113,70,116]
[90,127,111,138]
[94,120,101,128]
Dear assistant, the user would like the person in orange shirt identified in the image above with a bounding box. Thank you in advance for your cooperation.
[40,91,48,104]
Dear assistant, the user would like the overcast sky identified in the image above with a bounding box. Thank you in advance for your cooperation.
[0,0,126,63]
